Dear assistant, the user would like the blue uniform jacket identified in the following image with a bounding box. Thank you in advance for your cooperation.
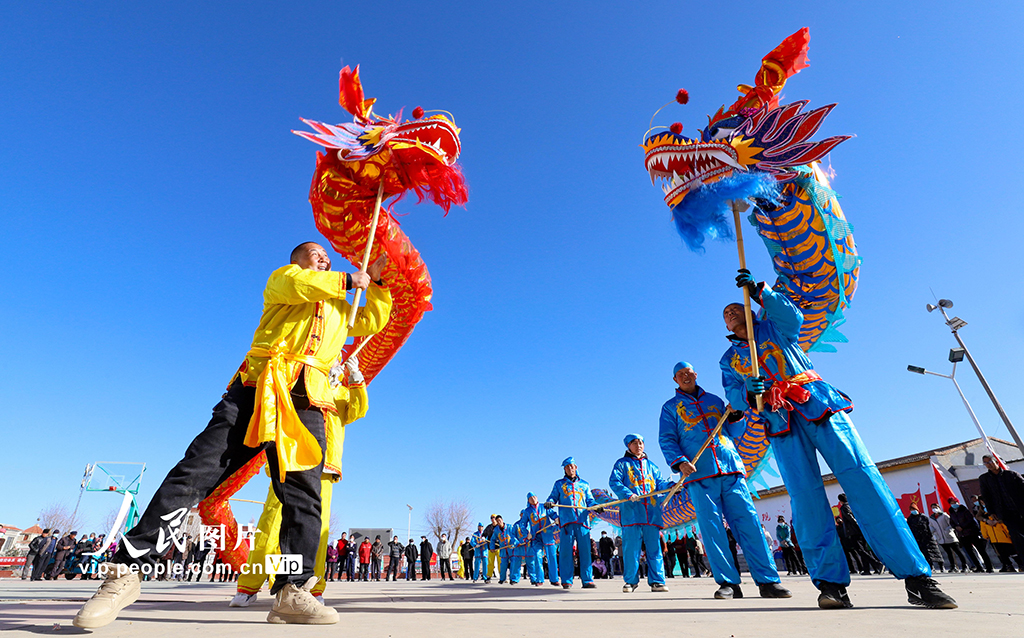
[659,386,748,485]
[526,504,552,548]
[511,519,530,557]
[472,531,489,555]
[492,525,514,557]
[719,285,853,436]
[609,453,674,527]
[547,476,597,528]
[540,508,559,545]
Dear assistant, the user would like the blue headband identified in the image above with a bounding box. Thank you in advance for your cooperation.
[562,456,575,467]
[673,361,693,375]
[623,433,644,447]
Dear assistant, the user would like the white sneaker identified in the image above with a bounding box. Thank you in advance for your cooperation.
[72,563,141,629]
[267,577,339,625]
[229,592,258,607]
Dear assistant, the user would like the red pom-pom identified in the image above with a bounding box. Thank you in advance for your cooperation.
[675,89,689,105]
[412,106,425,119]
[670,122,684,134]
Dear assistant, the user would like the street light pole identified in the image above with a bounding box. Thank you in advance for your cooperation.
[927,299,1024,457]
[406,504,413,541]
[908,360,998,459]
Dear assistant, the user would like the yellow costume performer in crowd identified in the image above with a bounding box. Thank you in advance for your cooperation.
[233,354,369,603]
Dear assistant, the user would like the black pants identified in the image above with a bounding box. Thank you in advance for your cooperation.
[406,558,417,579]
[384,557,400,581]
[359,563,369,581]
[438,558,453,580]
[959,534,992,571]
[675,551,689,577]
[664,551,675,578]
[370,556,381,580]
[421,558,431,580]
[940,542,969,570]
[1005,517,1024,566]
[31,552,52,580]
[113,379,325,594]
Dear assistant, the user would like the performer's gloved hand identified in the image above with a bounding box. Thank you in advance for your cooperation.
[593,507,605,514]
[745,376,767,394]
[726,409,745,423]
[628,494,640,502]
[544,502,555,509]
[736,268,758,297]
[344,355,364,385]
[328,360,344,388]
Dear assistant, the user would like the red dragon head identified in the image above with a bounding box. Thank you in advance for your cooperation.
[293,65,466,212]
[642,28,849,210]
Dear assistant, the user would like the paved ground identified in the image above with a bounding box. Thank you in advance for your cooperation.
[1,572,1021,637]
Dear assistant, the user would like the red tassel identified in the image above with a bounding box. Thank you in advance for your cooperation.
[676,89,689,105]
[670,122,683,134]
[412,106,424,119]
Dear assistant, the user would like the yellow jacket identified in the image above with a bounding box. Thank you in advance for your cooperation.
[236,264,391,480]
[981,519,1011,544]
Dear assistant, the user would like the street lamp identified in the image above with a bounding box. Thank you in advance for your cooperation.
[406,504,413,541]
[907,348,1000,460]
[925,298,1024,457]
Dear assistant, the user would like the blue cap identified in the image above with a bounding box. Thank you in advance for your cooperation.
[527,492,536,499]
[623,433,644,447]
[673,361,693,375]
[562,456,575,467]
[478,522,484,527]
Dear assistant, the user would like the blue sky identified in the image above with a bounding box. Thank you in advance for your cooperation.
[2,1,1023,540]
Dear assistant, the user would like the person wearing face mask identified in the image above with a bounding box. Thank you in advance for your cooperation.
[72,243,391,629]
[946,497,992,573]
[720,270,956,610]
[929,504,969,573]
[906,506,943,571]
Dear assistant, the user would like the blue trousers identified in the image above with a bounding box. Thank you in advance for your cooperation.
[526,546,544,583]
[509,555,523,583]
[473,554,487,580]
[544,543,559,583]
[499,552,513,582]
[772,410,930,587]
[558,524,593,584]
[622,524,665,586]
[689,473,780,585]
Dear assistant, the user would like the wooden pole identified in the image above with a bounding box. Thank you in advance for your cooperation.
[660,407,732,508]
[343,334,373,364]
[731,199,764,413]
[347,179,387,328]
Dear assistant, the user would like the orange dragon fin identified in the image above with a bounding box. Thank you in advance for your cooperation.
[339,65,376,121]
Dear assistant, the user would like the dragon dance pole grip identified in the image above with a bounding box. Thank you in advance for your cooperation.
[731,199,764,413]
[347,179,387,328]
[660,406,732,509]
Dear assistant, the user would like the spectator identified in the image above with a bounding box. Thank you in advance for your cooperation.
[598,531,615,579]
[613,534,623,576]
[947,497,992,573]
[460,537,474,580]
[336,534,351,581]
[370,536,384,581]
[790,526,808,575]
[358,537,372,581]
[32,529,58,581]
[979,455,1024,565]
[437,534,453,580]
[930,503,969,572]
[906,506,943,571]
[777,516,797,576]
[23,529,49,580]
[419,536,433,580]
[404,539,419,580]
[385,536,403,581]
[837,493,882,575]
[672,533,689,577]
[483,515,498,581]
[725,526,740,575]
[660,532,673,579]
[326,542,339,581]
[980,514,1018,572]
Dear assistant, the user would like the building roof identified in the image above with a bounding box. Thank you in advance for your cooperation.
[755,437,1020,499]
[22,525,43,534]
[1,525,23,533]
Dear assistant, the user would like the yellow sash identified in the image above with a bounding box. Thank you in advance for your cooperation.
[244,342,332,482]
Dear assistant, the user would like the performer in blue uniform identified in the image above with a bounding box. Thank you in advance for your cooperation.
[471,524,489,582]
[510,511,530,585]
[539,506,560,586]
[544,457,598,589]
[719,270,957,610]
[659,361,791,600]
[491,516,514,584]
[524,493,549,586]
[609,434,673,593]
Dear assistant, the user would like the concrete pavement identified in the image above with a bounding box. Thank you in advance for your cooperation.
[1,572,1021,636]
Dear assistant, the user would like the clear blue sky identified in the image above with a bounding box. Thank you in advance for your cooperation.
[2,1,1023,540]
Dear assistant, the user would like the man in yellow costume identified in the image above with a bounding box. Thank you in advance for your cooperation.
[73,243,390,628]
[230,354,369,607]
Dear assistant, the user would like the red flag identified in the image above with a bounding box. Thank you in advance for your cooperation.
[932,462,957,511]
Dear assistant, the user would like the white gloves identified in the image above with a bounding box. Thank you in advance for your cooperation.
[345,354,364,385]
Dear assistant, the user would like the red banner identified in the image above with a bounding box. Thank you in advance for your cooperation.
[0,556,26,566]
